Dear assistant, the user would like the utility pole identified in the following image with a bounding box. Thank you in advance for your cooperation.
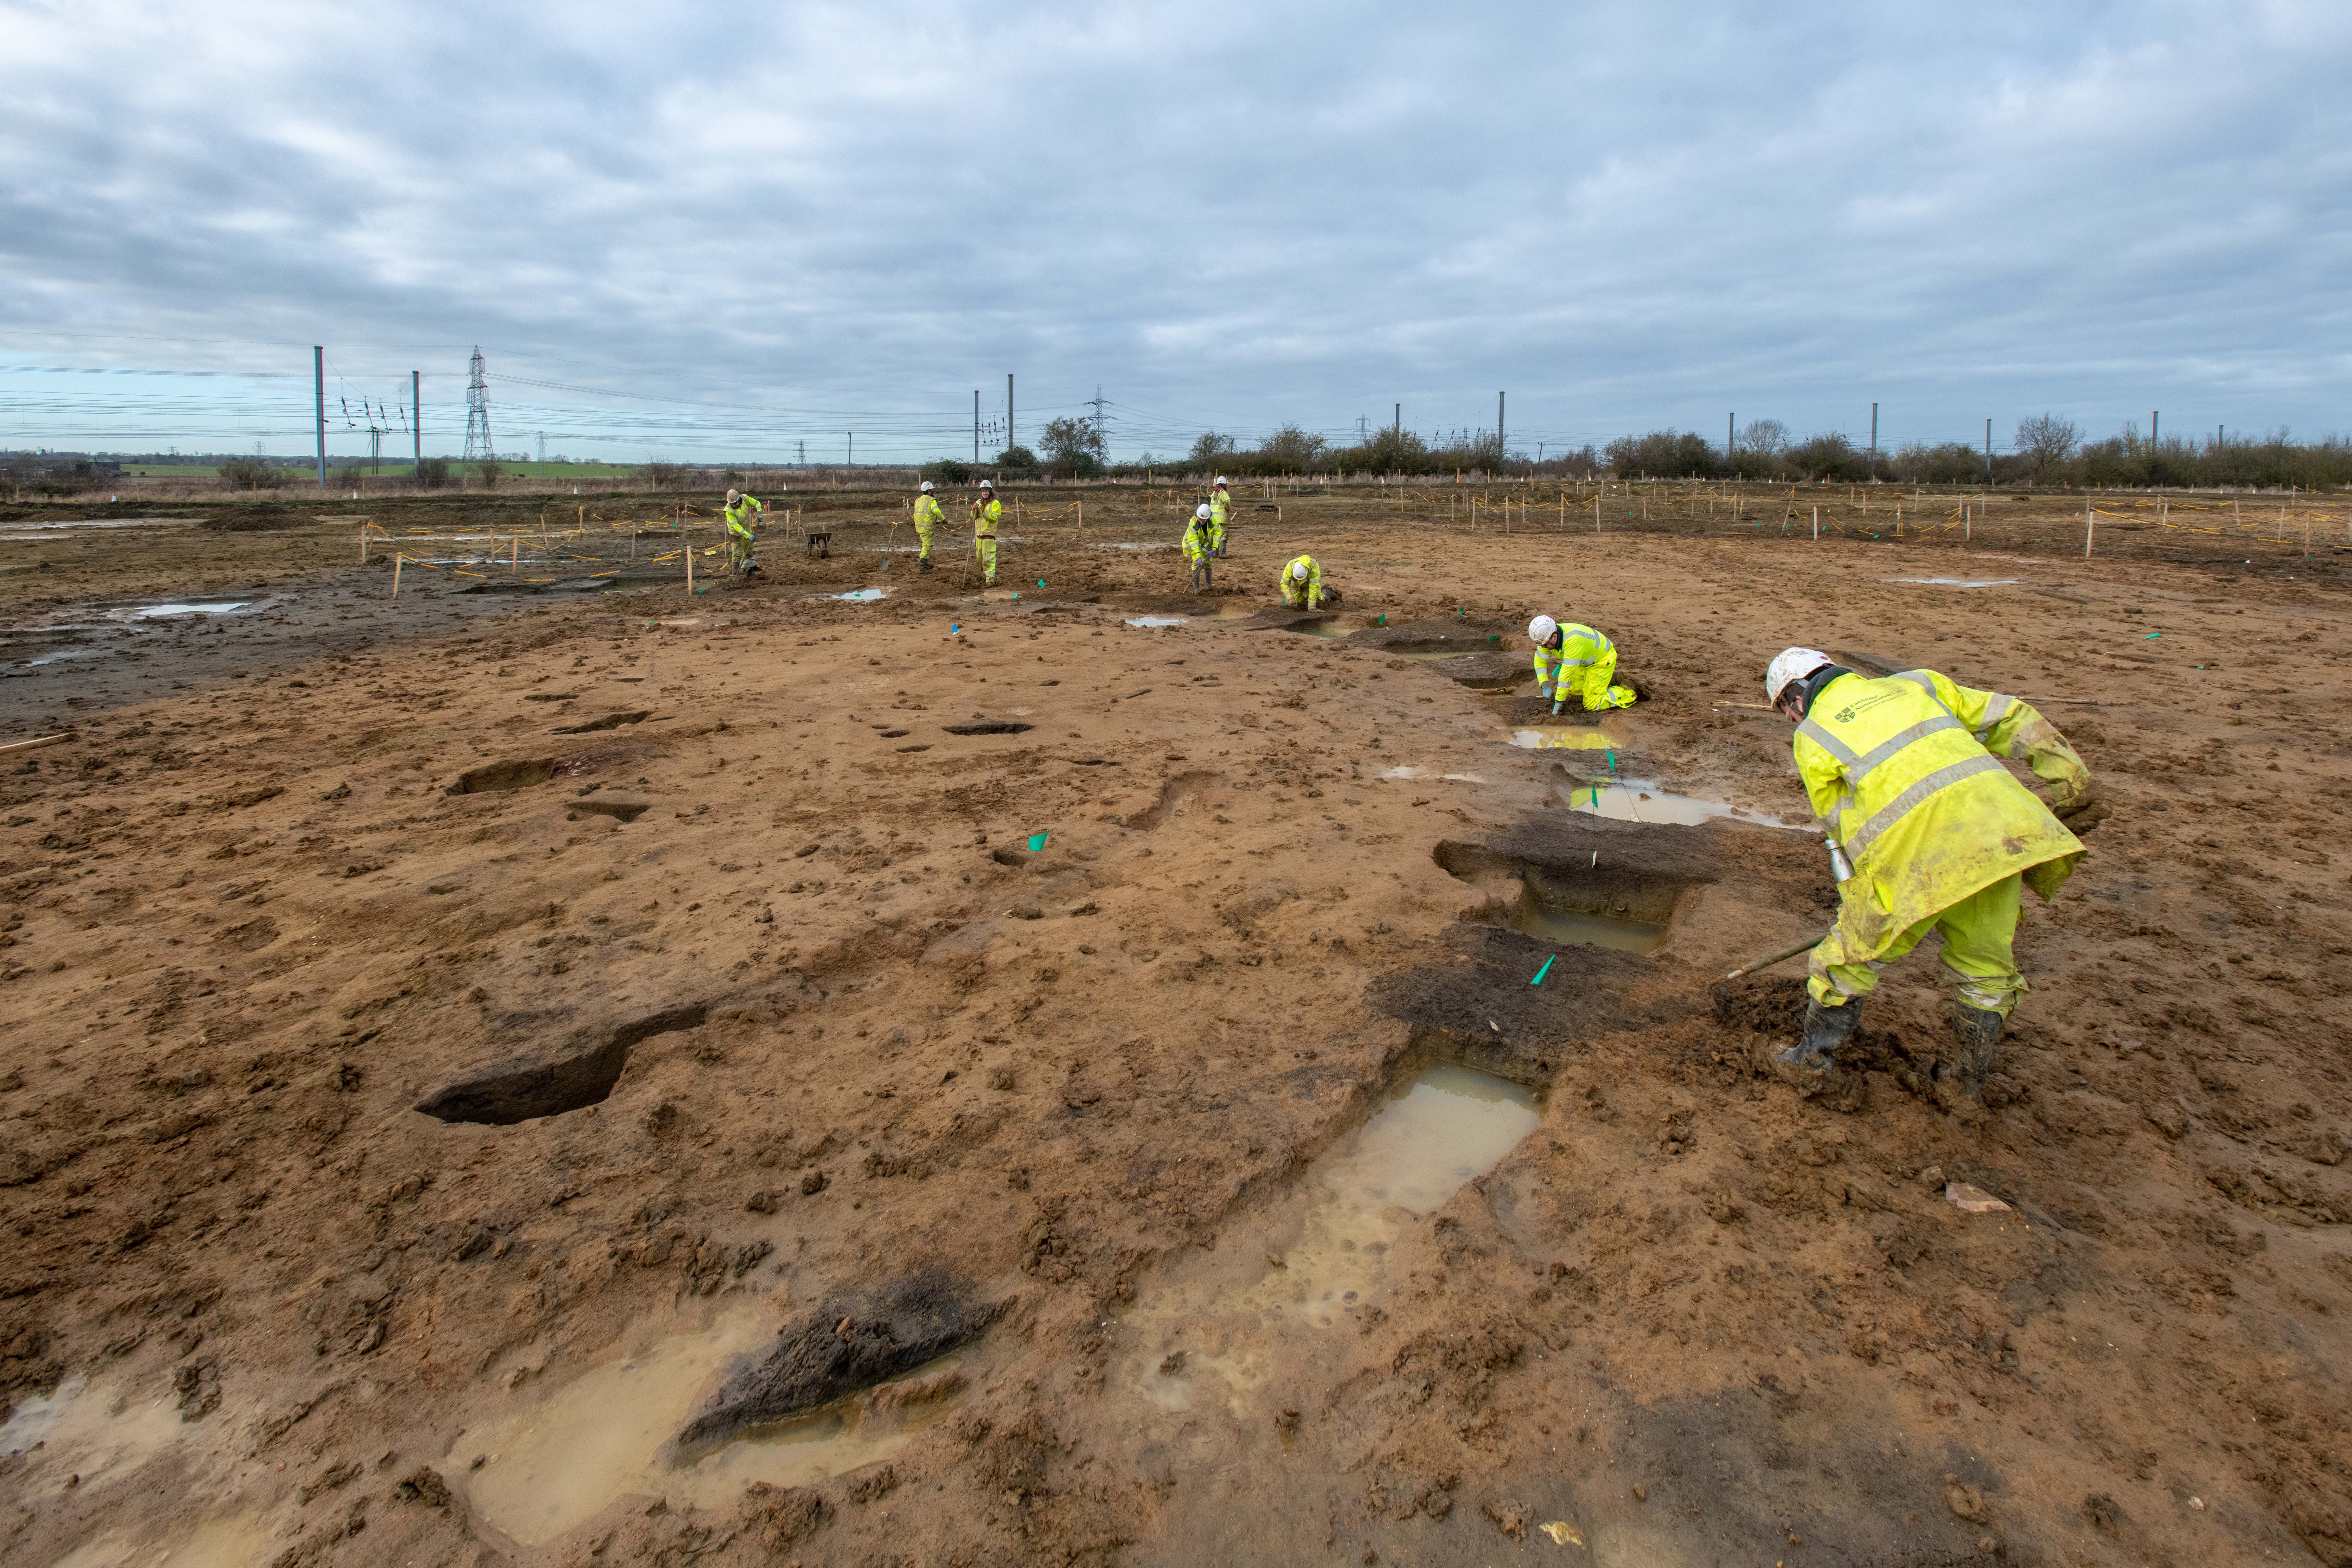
[1727,412,1735,461]
[1394,403,1401,439]
[313,345,326,488]
[411,370,420,469]
[1088,384,1109,447]
[797,439,806,468]
[974,390,980,464]
[1007,373,1015,455]
[2151,410,2160,444]
[848,432,853,467]
[1984,418,1992,481]
[1496,391,1505,470]
[536,431,546,465]
[1868,402,1877,474]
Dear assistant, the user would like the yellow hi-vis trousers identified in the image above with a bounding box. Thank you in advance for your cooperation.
[975,535,997,583]
[1810,871,2025,1017]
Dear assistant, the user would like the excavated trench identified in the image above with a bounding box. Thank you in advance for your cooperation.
[941,720,1033,736]
[412,1003,710,1125]
[1434,839,1692,952]
[443,756,559,795]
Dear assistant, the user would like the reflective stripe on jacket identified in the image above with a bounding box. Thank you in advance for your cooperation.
[1532,623,1612,706]
[724,495,761,537]
[913,495,944,529]
[1794,669,2089,956]
[1209,491,1232,528]
[971,498,1002,537]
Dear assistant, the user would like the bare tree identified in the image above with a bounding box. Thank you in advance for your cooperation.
[1188,430,1238,467]
[2015,414,2081,470]
[1737,418,1790,456]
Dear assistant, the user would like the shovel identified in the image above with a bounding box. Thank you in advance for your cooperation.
[1722,930,1829,982]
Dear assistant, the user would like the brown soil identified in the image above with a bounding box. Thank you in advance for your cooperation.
[2,491,2349,1568]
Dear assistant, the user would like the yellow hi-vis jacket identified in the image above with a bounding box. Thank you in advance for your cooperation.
[724,494,762,538]
[1532,623,1615,709]
[1794,669,2090,956]
[1183,516,1215,565]
[912,493,945,531]
[971,497,1003,537]
[1209,489,1232,532]
[1280,554,1324,608]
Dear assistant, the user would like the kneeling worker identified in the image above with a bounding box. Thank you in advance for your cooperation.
[912,480,944,572]
[723,488,764,576]
[1766,647,2103,1109]
[1280,555,1338,609]
[1526,615,1635,713]
[1184,504,1217,590]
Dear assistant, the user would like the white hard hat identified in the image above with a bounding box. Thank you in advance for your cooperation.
[1214,475,1228,485]
[726,489,741,504]
[1195,503,1212,519]
[978,478,994,489]
[1527,614,1558,644]
[919,480,934,492]
[1767,647,1833,706]
[1290,560,1309,581]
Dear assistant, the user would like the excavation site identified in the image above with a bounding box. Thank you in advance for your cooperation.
[2,482,2348,1568]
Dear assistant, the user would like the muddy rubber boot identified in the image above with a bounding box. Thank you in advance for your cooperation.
[1775,999,1862,1087]
[918,558,933,574]
[1936,1004,2005,1116]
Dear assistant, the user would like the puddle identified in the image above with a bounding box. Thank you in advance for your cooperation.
[825,588,889,602]
[26,648,104,666]
[0,1371,191,1493]
[1286,618,1353,639]
[107,601,253,621]
[1887,577,2020,587]
[0,515,197,533]
[1510,903,1667,952]
[1092,541,1176,550]
[1559,776,1809,829]
[1125,615,1189,628]
[1381,766,1488,783]
[1119,1064,1539,1415]
[452,1311,966,1548]
[1507,726,1617,750]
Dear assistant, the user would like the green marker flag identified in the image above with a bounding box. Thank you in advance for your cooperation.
[1530,955,1555,986]
[1028,831,1048,852]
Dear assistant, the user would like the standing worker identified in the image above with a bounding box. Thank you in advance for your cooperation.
[970,477,1003,587]
[1208,476,1234,556]
[1763,648,2103,1110]
[911,480,944,573]
[1279,554,1339,609]
[1184,503,1217,591]
[723,488,764,576]
[1526,615,1637,713]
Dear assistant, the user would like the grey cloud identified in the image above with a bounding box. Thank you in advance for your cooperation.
[1,0,2346,458]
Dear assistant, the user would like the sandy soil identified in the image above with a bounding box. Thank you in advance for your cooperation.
[2,489,2349,1568]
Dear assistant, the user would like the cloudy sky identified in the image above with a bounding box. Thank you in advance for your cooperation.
[3,0,2347,464]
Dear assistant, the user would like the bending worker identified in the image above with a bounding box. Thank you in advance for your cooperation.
[911,480,945,573]
[723,488,764,576]
[1184,503,1217,591]
[970,478,1002,587]
[1526,615,1636,712]
[1209,476,1233,556]
[1280,554,1338,609]
[1765,648,2103,1109]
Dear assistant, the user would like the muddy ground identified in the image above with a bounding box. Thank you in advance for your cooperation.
[2,488,2349,1568]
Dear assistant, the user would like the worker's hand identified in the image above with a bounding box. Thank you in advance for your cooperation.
[2053,788,2109,834]
[1550,700,1564,717]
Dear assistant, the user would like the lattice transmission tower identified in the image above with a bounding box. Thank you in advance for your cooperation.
[461,346,493,461]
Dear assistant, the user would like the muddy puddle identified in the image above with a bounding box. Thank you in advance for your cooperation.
[0,1369,197,1500]
[450,1310,970,1548]
[1115,1063,1539,1420]
[1435,841,1677,952]
[1507,724,1620,750]
[1558,775,1809,829]
[1887,577,2021,587]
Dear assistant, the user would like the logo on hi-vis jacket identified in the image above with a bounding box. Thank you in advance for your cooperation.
[1833,689,1900,725]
